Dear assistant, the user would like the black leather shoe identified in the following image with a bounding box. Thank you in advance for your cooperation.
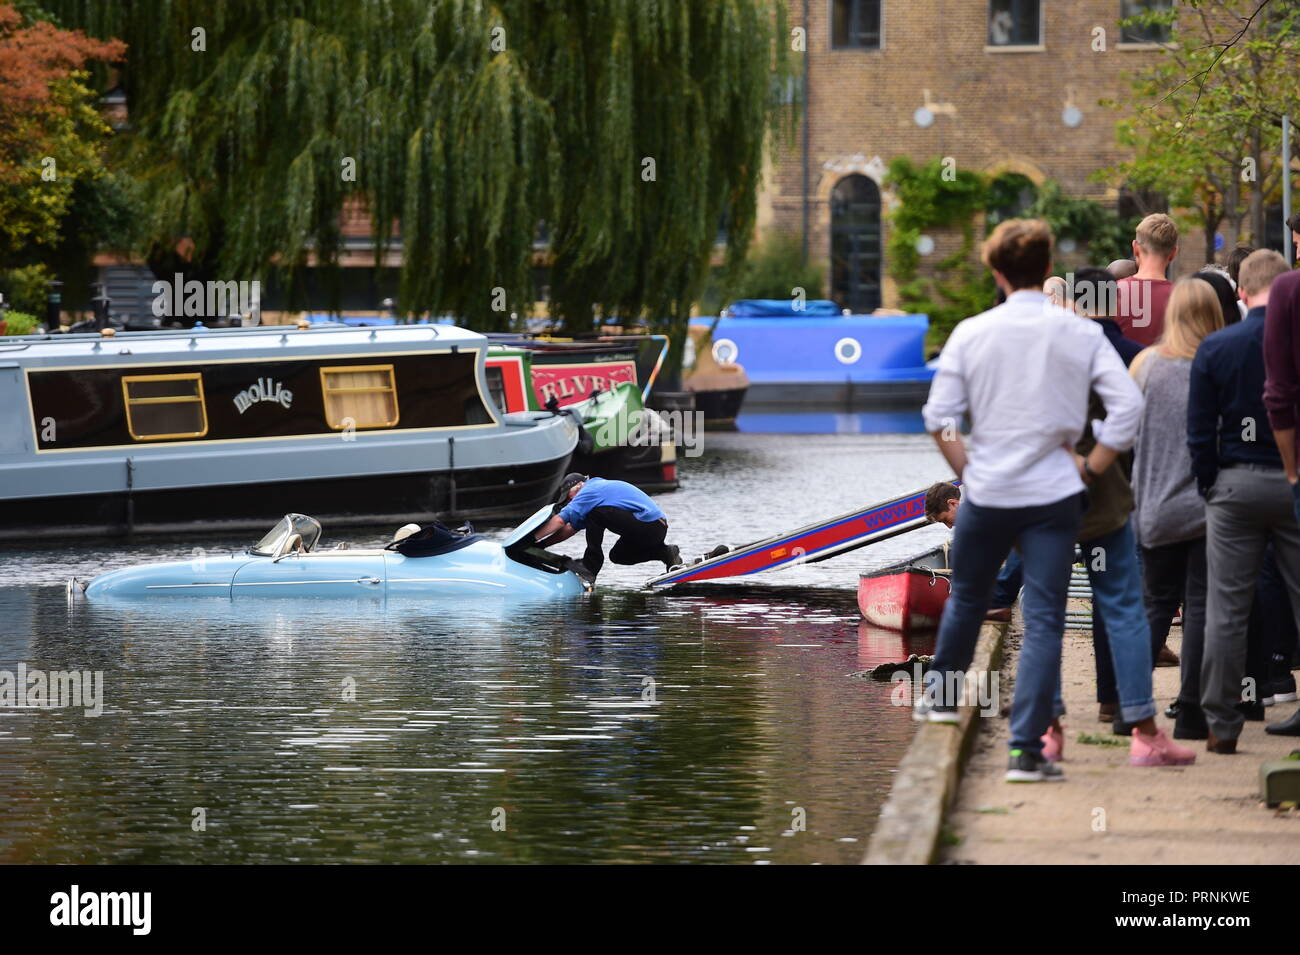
[1174,701,1209,740]
[1266,710,1300,736]
[1164,699,1181,719]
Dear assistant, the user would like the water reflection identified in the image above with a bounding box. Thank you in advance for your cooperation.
[0,432,953,864]
[737,409,928,435]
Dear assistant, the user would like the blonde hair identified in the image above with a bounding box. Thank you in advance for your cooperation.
[1136,213,1179,258]
[1238,248,1289,297]
[1157,277,1223,360]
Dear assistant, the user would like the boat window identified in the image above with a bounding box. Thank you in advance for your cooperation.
[485,366,508,414]
[320,364,400,430]
[251,513,322,556]
[121,373,208,441]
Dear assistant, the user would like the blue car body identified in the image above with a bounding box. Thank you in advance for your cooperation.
[77,506,587,601]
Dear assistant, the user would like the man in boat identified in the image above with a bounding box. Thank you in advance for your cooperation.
[924,481,1018,623]
[533,473,682,581]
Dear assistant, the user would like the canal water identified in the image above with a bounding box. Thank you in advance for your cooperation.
[0,429,951,864]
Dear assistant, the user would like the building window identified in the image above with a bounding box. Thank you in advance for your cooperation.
[1120,0,1173,44]
[986,172,1039,231]
[832,0,881,50]
[320,364,400,430]
[988,0,1041,46]
[121,373,208,441]
[830,175,882,314]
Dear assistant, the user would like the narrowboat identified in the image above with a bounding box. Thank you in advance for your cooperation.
[0,323,579,540]
[485,335,679,491]
[691,299,935,409]
[72,505,589,601]
[682,321,749,429]
[857,544,951,631]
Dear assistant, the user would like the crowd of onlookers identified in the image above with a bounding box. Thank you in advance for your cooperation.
[917,209,1300,783]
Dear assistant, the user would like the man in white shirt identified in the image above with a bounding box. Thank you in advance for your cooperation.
[917,219,1144,784]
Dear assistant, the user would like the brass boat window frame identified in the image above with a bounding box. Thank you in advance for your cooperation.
[120,372,209,441]
[319,363,401,430]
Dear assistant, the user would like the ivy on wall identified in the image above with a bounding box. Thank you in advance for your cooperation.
[884,158,1135,346]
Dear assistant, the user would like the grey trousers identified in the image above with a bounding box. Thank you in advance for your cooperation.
[1202,466,1300,739]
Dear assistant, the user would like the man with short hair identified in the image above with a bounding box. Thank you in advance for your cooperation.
[920,219,1148,783]
[923,481,1019,622]
[1116,213,1179,347]
[1191,250,1300,752]
[1226,244,1255,289]
[1106,258,1138,281]
[534,473,680,581]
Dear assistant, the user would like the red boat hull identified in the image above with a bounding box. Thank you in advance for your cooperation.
[857,568,951,631]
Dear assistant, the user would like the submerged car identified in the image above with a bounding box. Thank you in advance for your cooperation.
[71,506,589,601]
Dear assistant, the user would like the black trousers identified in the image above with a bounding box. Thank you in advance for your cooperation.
[1140,537,1208,707]
[1255,543,1298,680]
[583,507,672,575]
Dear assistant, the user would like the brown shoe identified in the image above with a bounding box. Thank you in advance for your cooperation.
[1206,731,1237,754]
[1098,702,1117,722]
[985,607,1012,623]
[1156,643,1180,667]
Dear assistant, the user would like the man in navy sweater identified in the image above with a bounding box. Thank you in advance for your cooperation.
[1189,250,1300,753]
[534,473,681,580]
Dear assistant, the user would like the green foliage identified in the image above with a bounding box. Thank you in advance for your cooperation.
[885,158,1131,345]
[1100,0,1300,249]
[716,231,824,305]
[0,310,41,335]
[0,263,53,314]
[1025,180,1137,265]
[45,0,793,352]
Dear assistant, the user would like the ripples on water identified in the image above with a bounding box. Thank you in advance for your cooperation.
[0,432,949,864]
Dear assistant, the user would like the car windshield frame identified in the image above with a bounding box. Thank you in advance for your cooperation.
[250,513,323,556]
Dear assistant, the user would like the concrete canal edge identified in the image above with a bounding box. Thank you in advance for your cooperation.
[862,621,1007,866]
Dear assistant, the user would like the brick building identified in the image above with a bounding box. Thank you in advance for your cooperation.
[759,0,1179,312]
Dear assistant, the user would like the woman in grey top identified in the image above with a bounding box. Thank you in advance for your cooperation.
[1130,277,1224,738]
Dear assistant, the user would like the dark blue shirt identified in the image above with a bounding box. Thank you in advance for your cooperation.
[1096,318,1143,367]
[558,477,665,529]
[1188,307,1281,495]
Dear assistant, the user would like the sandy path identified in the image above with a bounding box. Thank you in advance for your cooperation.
[943,622,1300,864]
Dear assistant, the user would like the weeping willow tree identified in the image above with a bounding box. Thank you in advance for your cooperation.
[44,0,791,350]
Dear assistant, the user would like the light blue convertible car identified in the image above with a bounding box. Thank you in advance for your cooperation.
[73,506,590,601]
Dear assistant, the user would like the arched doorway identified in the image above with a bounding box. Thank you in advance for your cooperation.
[830,174,882,313]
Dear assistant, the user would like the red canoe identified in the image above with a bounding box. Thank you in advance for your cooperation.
[857,544,951,631]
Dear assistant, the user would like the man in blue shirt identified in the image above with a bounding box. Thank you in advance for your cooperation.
[533,473,680,580]
[1189,249,1300,753]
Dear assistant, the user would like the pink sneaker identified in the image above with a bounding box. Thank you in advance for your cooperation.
[1129,727,1196,766]
[1041,722,1064,763]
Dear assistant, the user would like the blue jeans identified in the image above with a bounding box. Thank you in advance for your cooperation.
[924,492,1085,755]
[991,550,1022,609]
[1078,520,1157,724]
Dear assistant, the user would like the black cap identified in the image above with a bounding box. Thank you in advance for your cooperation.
[554,472,588,507]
